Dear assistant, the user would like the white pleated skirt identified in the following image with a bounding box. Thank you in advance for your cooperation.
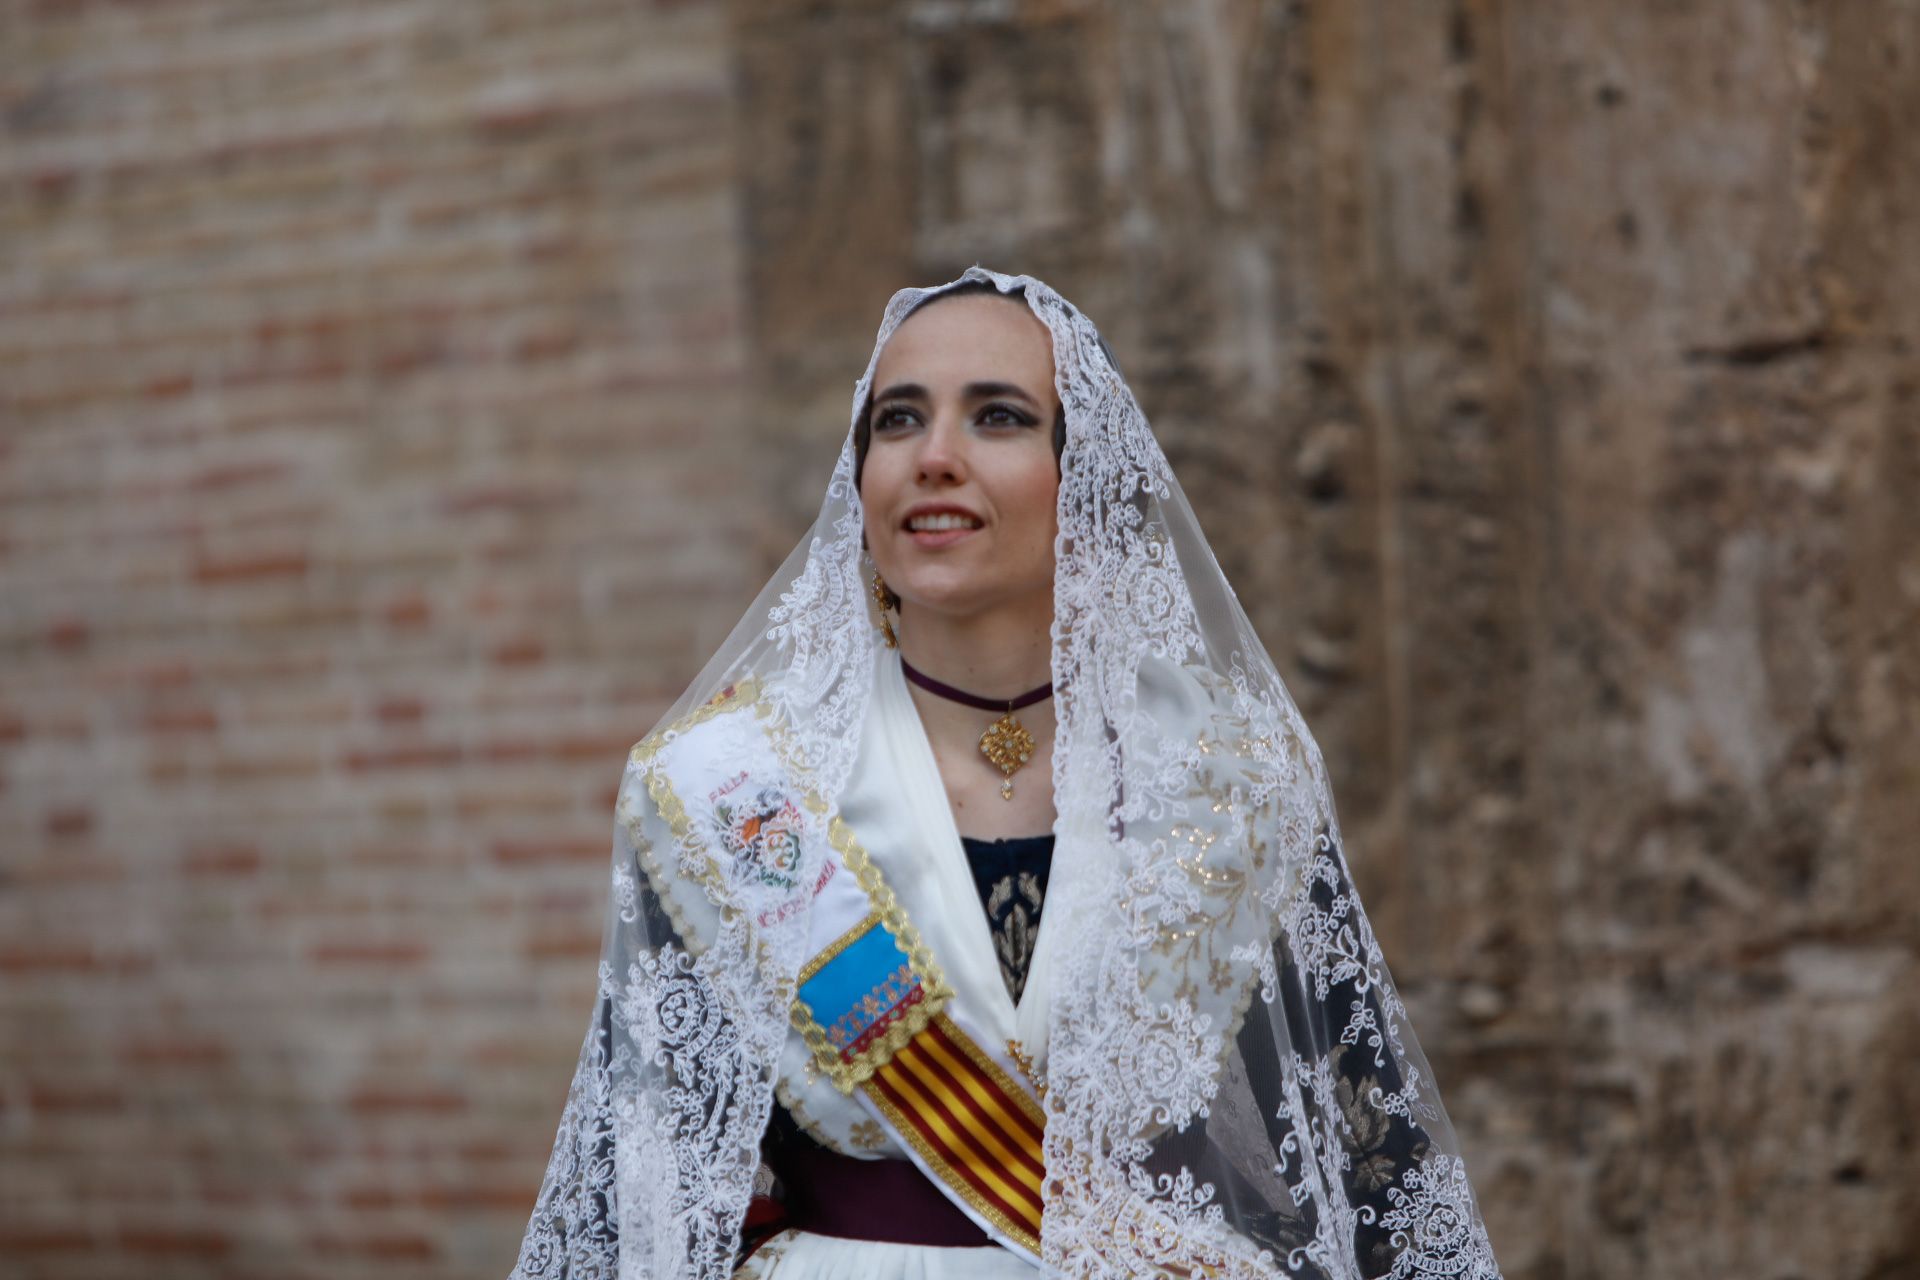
[738,1229,1038,1279]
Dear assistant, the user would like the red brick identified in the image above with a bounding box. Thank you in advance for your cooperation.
[144,373,194,399]
[347,840,458,868]
[212,751,323,782]
[118,1227,232,1258]
[0,1226,94,1253]
[18,854,126,885]
[121,1036,231,1068]
[477,736,541,763]
[186,461,289,492]
[147,758,190,785]
[309,1230,439,1261]
[524,931,600,961]
[348,1084,468,1114]
[491,637,546,666]
[183,844,262,876]
[254,314,340,345]
[375,696,426,723]
[515,328,583,362]
[492,837,607,866]
[202,1181,259,1209]
[458,1137,518,1161]
[47,616,90,652]
[309,940,430,966]
[341,743,463,771]
[27,1083,125,1114]
[127,660,196,690]
[548,730,639,762]
[46,805,93,838]
[381,592,433,628]
[192,550,309,583]
[145,704,219,734]
[0,946,151,974]
[342,1185,397,1212]
[443,482,572,515]
[419,1182,536,1211]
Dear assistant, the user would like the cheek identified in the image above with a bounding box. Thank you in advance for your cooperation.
[858,455,898,533]
[1006,465,1060,555]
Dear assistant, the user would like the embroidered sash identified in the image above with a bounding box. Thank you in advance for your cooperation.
[634,678,1049,1261]
[791,874,1047,1260]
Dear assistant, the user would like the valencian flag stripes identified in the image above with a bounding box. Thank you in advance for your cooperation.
[783,814,1050,1259]
[865,1013,1047,1255]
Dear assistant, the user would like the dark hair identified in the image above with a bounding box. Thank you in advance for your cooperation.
[853,280,1067,491]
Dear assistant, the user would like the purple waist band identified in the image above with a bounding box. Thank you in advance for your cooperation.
[773,1136,997,1247]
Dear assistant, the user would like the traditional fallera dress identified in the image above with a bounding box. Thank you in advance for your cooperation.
[508,267,1503,1280]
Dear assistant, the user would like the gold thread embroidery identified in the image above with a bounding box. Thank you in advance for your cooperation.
[932,1013,1047,1129]
[731,1226,799,1278]
[894,1041,1043,1191]
[794,911,882,986]
[788,813,954,1093]
[639,676,955,1096]
[621,679,769,962]
[879,1058,1042,1220]
[1005,1039,1049,1103]
[863,1069,1043,1255]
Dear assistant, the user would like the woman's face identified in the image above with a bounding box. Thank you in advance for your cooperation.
[860,293,1061,628]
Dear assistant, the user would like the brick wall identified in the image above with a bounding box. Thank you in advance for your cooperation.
[1,3,760,1277]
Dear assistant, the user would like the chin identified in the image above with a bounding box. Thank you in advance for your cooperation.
[898,576,1053,623]
[896,579,991,618]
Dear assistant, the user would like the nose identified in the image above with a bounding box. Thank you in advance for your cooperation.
[914,413,968,486]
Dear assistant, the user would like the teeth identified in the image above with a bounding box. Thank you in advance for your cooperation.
[908,513,982,532]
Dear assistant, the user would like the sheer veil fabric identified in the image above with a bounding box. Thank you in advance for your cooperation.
[509,267,1503,1279]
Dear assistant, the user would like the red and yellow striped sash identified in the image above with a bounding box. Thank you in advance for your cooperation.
[863,1012,1047,1255]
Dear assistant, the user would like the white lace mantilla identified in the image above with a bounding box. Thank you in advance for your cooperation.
[509,267,1501,1280]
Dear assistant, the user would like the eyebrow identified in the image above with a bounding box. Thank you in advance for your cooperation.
[871,380,1040,408]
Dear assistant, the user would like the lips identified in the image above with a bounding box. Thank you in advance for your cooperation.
[901,503,984,547]
[906,512,983,532]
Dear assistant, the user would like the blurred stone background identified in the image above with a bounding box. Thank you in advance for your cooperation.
[2,1,1915,1278]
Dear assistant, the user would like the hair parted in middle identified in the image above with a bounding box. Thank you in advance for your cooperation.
[852,279,1068,493]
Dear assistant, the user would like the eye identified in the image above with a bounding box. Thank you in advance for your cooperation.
[872,406,920,433]
[979,403,1037,427]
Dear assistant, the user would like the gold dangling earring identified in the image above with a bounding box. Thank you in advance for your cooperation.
[870,568,900,648]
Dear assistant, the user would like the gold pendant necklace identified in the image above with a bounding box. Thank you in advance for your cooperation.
[978,711,1038,800]
[899,657,1052,800]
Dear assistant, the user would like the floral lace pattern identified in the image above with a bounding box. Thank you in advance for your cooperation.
[508,268,1501,1280]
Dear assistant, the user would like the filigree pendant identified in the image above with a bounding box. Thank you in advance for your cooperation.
[979,711,1036,801]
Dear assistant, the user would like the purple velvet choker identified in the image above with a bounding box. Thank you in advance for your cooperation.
[898,657,1054,801]
[897,656,1052,712]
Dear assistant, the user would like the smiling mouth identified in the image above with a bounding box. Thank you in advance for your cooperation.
[905,513,984,532]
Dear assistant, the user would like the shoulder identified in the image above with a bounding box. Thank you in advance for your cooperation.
[628,678,772,771]
[1135,656,1304,774]
[1134,655,1248,739]
[618,678,795,825]
[1134,654,1222,721]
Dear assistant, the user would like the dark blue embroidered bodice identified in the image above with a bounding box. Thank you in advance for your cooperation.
[956,833,1053,1002]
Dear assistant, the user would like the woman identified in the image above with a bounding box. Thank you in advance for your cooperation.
[509,268,1502,1279]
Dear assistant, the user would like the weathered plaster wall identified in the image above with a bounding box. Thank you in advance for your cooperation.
[727,3,1920,1277]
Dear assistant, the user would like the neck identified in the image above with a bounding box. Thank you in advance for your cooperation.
[894,602,1059,759]
[894,601,1052,700]
[892,596,1058,826]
